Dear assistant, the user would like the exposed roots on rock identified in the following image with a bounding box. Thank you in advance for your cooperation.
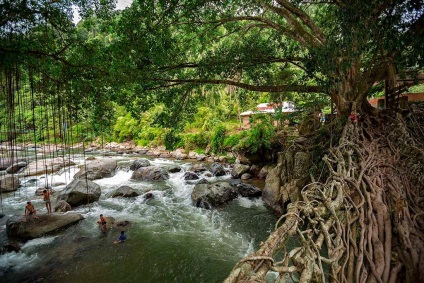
[224,113,424,283]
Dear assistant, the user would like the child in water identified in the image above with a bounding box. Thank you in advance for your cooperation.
[114,231,127,244]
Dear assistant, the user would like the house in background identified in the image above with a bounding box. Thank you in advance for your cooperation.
[240,101,296,129]
[368,92,424,110]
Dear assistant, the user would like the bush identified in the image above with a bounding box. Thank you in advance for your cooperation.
[211,125,226,153]
[239,115,275,154]
[181,132,209,150]
[164,129,182,150]
[223,132,245,149]
[137,127,165,146]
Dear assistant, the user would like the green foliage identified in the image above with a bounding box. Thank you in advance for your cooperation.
[181,132,210,150]
[223,132,246,149]
[164,129,182,150]
[211,125,226,154]
[113,113,140,142]
[238,115,275,154]
[408,84,424,93]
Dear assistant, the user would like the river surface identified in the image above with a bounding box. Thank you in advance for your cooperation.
[0,151,279,282]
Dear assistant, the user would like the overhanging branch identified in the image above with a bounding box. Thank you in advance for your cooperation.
[152,78,324,93]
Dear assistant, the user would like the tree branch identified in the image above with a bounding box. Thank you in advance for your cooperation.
[276,0,326,44]
[152,78,324,93]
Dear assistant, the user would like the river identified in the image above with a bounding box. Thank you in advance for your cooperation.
[0,151,279,282]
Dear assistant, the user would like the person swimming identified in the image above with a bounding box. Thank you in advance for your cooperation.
[114,231,127,244]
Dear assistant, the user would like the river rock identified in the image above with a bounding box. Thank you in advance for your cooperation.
[114,220,132,231]
[196,154,206,161]
[218,156,227,163]
[231,164,250,178]
[184,171,199,180]
[175,153,188,160]
[131,166,169,181]
[5,161,27,174]
[186,178,209,185]
[167,165,182,173]
[240,173,251,180]
[110,186,140,198]
[258,165,274,179]
[54,200,72,212]
[262,166,282,214]
[188,151,198,159]
[0,158,26,170]
[190,163,208,173]
[23,158,76,176]
[191,182,238,208]
[249,164,262,177]
[0,174,20,192]
[6,213,84,240]
[73,158,117,180]
[210,163,226,176]
[56,179,101,207]
[0,242,21,254]
[130,158,151,170]
[233,183,262,198]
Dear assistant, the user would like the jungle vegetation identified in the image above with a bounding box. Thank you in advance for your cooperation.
[1,0,424,282]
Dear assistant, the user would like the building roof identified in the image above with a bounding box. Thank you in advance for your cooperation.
[240,101,296,116]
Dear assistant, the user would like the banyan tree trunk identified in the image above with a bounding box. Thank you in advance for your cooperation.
[224,113,424,282]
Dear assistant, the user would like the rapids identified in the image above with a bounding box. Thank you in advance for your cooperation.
[0,153,278,282]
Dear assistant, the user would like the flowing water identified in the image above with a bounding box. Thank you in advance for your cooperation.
[0,152,278,282]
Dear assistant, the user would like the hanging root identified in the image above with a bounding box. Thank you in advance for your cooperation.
[225,115,424,283]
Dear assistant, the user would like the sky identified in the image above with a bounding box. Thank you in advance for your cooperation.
[73,0,134,24]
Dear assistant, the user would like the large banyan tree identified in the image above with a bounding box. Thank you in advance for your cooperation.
[111,0,424,282]
[1,0,424,282]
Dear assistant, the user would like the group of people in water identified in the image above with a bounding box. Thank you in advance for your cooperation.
[97,214,127,244]
[23,190,126,244]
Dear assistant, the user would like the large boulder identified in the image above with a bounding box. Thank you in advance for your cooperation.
[131,166,169,181]
[167,165,182,173]
[234,183,262,198]
[210,163,226,177]
[262,166,283,214]
[184,171,199,180]
[23,158,75,176]
[6,161,27,174]
[54,200,72,212]
[56,179,101,207]
[0,175,20,193]
[190,163,208,173]
[231,164,250,178]
[191,182,238,209]
[0,158,26,170]
[110,186,140,198]
[258,165,274,179]
[73,158,117,180]
[6,213,84,240]
[196,154,206,161]
[129,158,151,171]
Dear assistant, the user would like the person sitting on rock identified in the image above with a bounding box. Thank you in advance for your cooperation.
[114,231,127,244]
[24,201,39,222]
[97,214,107,231]
[43,189,52,214]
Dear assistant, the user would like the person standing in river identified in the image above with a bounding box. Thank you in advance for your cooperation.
[43,189,52,214]
[24,201,39,222]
